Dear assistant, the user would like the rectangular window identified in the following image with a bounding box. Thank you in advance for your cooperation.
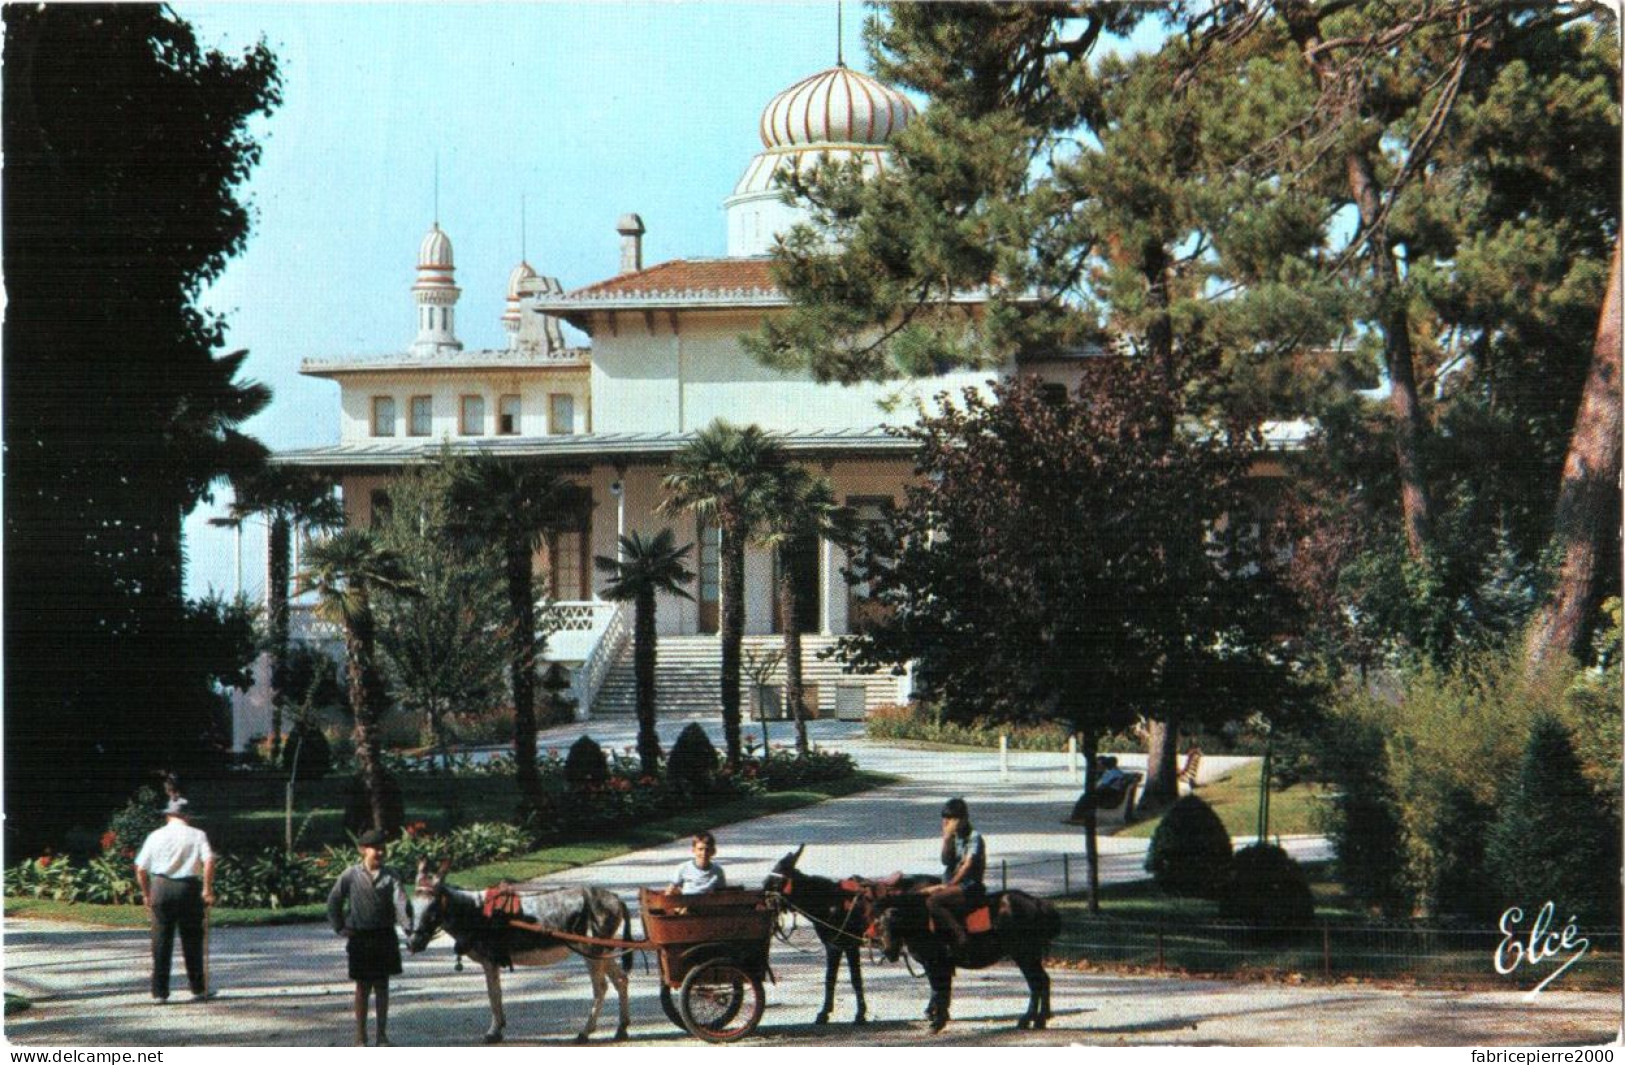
[459,394,485,435]
[370,396,396,437]
[548,393,574,435]
[498,394,521,435]
[409,395,432,437]
[1040,382,1068,407]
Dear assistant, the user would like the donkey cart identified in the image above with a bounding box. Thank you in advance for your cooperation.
[637,886,776,1042]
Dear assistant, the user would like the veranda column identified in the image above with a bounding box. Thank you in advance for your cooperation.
[819,536,835,635]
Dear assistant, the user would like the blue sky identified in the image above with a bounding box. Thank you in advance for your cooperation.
[178,2,881,598]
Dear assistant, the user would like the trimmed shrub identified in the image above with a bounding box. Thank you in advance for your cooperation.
[1313,714,1413,917]
[281,722,333,779]
[1222,843,1315,928]
[563,735,609,793]
[102,786,166,860]
[1144,795,1233,899]
[667,723,719,798]
[1486,715,1622,928]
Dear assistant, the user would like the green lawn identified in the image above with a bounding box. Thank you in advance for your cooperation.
[1053,863,1623,992]
[9,771,898,926]
[1118,762,1331,840]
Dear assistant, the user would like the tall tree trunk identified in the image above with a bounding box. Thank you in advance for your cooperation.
[1525,237,1623,670]
[719,523,746,767]
[267,514,291,763]
[779,566,809,758]
[1141,715,1181,812]
[1281,1,1436,560]
[1139,243,1182,805]
[635,588,661,777]
[344,587,390,835]
[506,538,543,813]
[1346,151,1436,560]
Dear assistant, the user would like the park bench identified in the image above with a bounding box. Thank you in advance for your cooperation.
[1177,748,1202,794]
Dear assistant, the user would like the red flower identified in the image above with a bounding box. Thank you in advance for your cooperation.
[404,820,430,839]
[100,831,118,852]
[37,854,52,869]
[121,847,135,860]
[638,776,656,787]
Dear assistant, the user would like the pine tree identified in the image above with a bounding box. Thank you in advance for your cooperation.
[1486,715,1621,928]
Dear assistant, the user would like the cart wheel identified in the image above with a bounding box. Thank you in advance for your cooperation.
[658,985,687,1033]
[678,959,764,1042]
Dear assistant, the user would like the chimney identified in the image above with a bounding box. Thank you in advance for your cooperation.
[616,213,645,275]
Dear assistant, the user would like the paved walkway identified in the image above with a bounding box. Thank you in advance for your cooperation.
[522,714,1319,900]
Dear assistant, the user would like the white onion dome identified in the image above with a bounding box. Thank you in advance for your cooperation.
[502,260,537,328]
[413,223,457,293]
[727,65,916,256]
[759,65,916,149]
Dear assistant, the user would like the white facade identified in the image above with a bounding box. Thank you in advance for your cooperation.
[273,58,1089,723]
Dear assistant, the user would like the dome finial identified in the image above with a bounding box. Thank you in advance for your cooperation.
[836,1,844,68]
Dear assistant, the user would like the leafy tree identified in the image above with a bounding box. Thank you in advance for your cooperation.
[839,369,1300,908]
[595,529,696,778]
[4,4,280,849]
[214,466,343,761]
[374,455,510,772]
[759,1,1617,683]
[660,421,787,767]
[756,467,854,757]
[445,453,571,818]
[299,529,414,835]
[1487,715,1622,928]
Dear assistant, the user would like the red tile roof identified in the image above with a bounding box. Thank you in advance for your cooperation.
[567,258,778,298]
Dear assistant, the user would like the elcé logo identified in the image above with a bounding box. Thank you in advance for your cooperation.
[1494,901,1590,1001]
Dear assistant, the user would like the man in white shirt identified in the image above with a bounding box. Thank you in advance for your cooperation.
[133,798,217,1002]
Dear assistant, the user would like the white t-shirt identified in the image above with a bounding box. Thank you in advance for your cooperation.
[671,859,726,895]
[133,819,214,879]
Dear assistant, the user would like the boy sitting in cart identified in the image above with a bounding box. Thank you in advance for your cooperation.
[667,831,726,895]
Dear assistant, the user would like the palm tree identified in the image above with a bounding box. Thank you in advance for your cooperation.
[660,420,785,767]
[213,466,342,762]
[299,528,414,835]
[757,467,854,757]
[445,453,572,816]
[595,529,695,778]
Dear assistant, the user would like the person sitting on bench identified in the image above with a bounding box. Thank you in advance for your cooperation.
[1066,756,1128,823]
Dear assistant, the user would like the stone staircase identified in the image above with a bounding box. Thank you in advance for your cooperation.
[589,634,900,719]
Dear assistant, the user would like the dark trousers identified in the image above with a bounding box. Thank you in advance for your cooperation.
[150,876,206,998]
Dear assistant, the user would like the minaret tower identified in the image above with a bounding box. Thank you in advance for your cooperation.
[411,222,462,355]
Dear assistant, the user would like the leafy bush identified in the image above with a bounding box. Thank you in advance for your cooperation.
[865,702,1073,750]
[1487,715,1622,928]
[214,848,330,909]
[564,735,609,793]
[102,786,165,860]
[4,854,84,901]
[1314,649,1615,920]
[667,723,719,797]
[1144,795,1233,899]
[1221,843,1315,928]
[753,748,856,789]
